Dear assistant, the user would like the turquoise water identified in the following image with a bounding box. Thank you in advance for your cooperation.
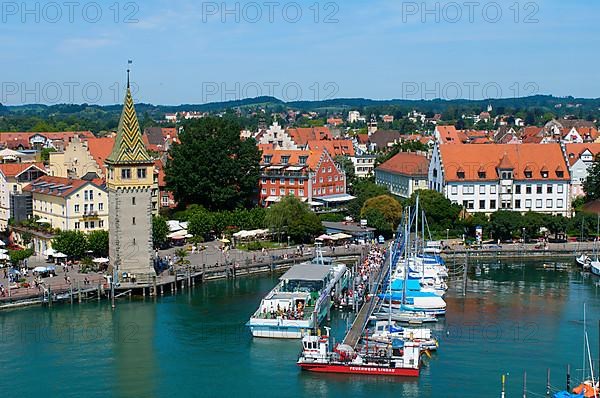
[0,260,599,398]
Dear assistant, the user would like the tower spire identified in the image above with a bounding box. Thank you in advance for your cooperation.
[127,60,132,89]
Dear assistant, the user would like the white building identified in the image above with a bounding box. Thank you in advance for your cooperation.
[347,111,361,124]
[255,121,298,149]
[564,143,600,198]
[428,143,571,216]
[375,152,429,198]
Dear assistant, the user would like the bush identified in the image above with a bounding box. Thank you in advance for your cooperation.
[246,241,264,251]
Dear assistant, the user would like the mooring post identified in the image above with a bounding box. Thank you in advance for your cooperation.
[567,364,571,391]
[70,283,73,305]
[546,368,550,397]
[153,276,157,298]
[78,280,82,303]
[48,285,52,307]
[97,284,101,301]
[523,371,527,398]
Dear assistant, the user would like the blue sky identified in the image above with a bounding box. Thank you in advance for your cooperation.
[1,0,599,105]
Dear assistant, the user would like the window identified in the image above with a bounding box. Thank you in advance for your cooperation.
[280,188,285,195]
[281,156,290,165]
[557,199,564,208]
[99,203,103,211]
[84,204,88,213]
[99,220,104,228]
[299,156,308,165]
[121,169,131,179]
[90,221,95,229]
[84,191,88,201]
[74,222,80,229]
[479,185,485,194]
[132,197,136,205]
[290,178,295,185]
[74,204,80,213]
[526,185,532,194]
[541,171,549,178]
[536,199,542,208]
[84,221,89,229]
[89,204,94,212]
[557,184,564,194]
[490,185,496,194]
[547,199,553,208]
[263,155,272,164]
[490,200,496,209]
[132,217,136,225]
[556,170,564,178]
[536,185,542,194]
[451,186,458,195]
[270,189,276,195]
[515,199,521,209]
[137,168,147,179]
[262,178,267,184]
[457,171,465,179]
[524,170,532,178]
[479,200,486,209]
[280,178,285,184]
[515,185,521,194]
[261,188,267,194]
[319,177,323,183]
[328,176,332,182]
[270,178,276,184]
[463,185,474,195]
[299,189,304,196]
[289,189,295,196]
[478,171,486,179]
[547,185,553,194]
[525,199,532,208]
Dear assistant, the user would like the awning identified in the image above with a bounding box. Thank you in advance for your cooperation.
[43,248,56,256]
[316,194,356,203]
[168,230,188,239]
[36,218,51,224]
[308,201,324,206]
[316,234,333,241]
[285,166,304,171]
[330,233,352,240]
[264,196,281,203]
[53,252,67,258]
[92,257,109,263]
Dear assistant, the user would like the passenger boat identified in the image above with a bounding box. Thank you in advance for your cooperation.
[247,249,348,338]
[297,332,421,377]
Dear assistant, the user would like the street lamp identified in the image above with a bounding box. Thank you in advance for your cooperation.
[446,229,449,242]
[287,236,290,248]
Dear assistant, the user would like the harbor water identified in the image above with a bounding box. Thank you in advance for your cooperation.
[1,259,599,398]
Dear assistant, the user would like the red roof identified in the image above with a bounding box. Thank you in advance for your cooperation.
[0,162,45,178]
[376,152,430,177]
[287,127,332,146]
[439,143,569,182]
[564,143,600,166]
[306,139,355,157]
[260,148,327,170]
[86,137,115,170]
[436,126,467,144]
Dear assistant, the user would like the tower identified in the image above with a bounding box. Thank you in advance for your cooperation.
[105,71,155,282]
[368,114,378,136]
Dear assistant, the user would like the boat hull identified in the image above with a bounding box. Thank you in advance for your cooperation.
[298,362,419,377]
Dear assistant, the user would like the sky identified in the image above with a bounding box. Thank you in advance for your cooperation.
[1,0,599,105]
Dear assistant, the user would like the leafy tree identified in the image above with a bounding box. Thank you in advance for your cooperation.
[9,248,33,266]
[363,208,393,238]
[265,195,323,243]
[347,180,390,220]
[488,211,522,241]
[40,148,56,163]
[87,230,109,257]
[360,195,402,229]
[152,216,169,248]
[174,248,190,267]
[583,154,600,201]
[334,155,356,184]
[188,209,214,239]
[52,230,88,259]
[406,190,462,234]
[166,117,262,210]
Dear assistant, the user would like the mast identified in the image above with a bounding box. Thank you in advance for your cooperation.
[402,207,410,309]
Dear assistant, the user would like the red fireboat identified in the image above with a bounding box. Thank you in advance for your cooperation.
[297,332,421,377]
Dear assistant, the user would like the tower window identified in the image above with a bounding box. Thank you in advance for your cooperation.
[121,169,131,179]
[132,197,136,205]
[137,168,147,179]
[132,217,136,225]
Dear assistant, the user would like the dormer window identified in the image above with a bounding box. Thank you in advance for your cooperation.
[263,155,272,164]
[457,170,465,179]
[541,171,549,178]
[524,170,532,179]
[478,171,486,179]
[299,156,308,165]
[281,156,290,165]
[556,170,564,178]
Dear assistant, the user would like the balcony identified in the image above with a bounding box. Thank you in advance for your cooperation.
[81,211,99,219]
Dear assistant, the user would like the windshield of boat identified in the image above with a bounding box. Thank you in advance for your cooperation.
[281,279,324,293]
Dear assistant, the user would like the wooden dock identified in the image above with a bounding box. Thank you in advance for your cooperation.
[342,252,388,348]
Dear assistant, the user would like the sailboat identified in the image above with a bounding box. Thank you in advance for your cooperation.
[576,218,593,271]
[590,216,600,276]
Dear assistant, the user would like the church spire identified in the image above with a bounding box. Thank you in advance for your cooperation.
[106,69,152,165]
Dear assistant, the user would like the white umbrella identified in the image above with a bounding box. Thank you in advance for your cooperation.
[184,234,193,238]
[33,266,47,272]
[43,248,56,256]
[0,239,6,246]
[0,249,7,254]
[92,257,109,263]
[36,218,51,224]
[53,252,67,258]
[0,253,9,261]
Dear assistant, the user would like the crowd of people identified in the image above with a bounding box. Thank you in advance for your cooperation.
[336,246,386,308]
[261,302,306,321]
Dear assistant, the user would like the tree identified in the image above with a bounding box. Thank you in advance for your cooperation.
[52,230,88,259]
[40,148,56,163]
[9,248,33,266]
[583,155,600,201]
[489,211,522,241]
[363,208,393,238]
[165,117,262,210]
[87,230,109,257]
[265,196,323,243]
[347,180,390,221]
[360,195,402,229]
[406,190,462,234]
[152,216,169,248]
[334,155,356,184]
